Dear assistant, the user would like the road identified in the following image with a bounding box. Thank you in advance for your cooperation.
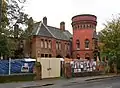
[0,76,120,88]
[42,77,120,88]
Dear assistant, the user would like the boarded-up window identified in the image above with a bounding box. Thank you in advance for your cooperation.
[48,40,52,49]
[45,40,47,48]
[41,39,44,48]
[56,42,58,50]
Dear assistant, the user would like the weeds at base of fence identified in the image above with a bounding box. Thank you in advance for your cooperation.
[0,73,35,83]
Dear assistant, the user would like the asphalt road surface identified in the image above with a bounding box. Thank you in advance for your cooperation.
[0,76,120,88]
[42,77,120,88]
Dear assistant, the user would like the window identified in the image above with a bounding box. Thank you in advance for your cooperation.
[59,42,61,50]
[67,43,70,51]
[87,24,90,28]
[73,26,76,29]
[48,40,52,49]
[49,54,52,57]
[41,39,44,48]
[56,42,58,50]
[45,40,47,48]
[41,54,44,57]
[45,54,48,57]
[89,25,92,28]
[65,43,67,50]
[79,25,81,29]
[85,39,90,49]
[76,39,80,49]
[83,25,85,28]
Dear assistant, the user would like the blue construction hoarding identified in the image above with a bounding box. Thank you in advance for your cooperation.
[0,59,35,75]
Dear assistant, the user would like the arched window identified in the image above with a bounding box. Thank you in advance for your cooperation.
[45,40,47,48]
[81,25,83,29]
[56,42,58,50]
[85,24,87,28]
[85,39,90,49]
[79,25,81,29]
[73,26,75,29]
[75,26,77,29]
[83,24,85,28]
[59,42,61,50]
[78,25,79,29]
[87,24,90,28]
[48,40,52,49]
[76,39,80,49]
[41,39,44,48]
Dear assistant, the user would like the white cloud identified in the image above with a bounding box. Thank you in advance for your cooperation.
[24,0,120,33]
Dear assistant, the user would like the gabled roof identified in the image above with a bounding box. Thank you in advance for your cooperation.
[32,22,53,38]
[32,22,72,41]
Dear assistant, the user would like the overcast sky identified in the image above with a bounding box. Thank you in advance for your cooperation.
[23,0,120,33]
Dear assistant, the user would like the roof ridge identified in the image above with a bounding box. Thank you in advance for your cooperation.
[36,21,42,35]
[42,22,56,38]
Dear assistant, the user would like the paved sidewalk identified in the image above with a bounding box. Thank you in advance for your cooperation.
[19,74,120,88]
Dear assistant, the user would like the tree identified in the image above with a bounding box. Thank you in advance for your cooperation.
[0,0,9,58]
[0,0,29,59]
[22,17,34,58]
[99,15,120,72]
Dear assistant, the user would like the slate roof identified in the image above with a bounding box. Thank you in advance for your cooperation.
[32,21,72,41]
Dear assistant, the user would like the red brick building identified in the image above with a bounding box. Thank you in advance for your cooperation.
[24,14,99,60]
[30,17,72,58]
[71,14,98,60]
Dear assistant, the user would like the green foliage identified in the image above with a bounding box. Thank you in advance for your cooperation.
[0,0,30,58]
[23,17,34,40]
[0,73,35,83]
[99,15,120,70]
[105,65,110,73]
[35,62,41,67]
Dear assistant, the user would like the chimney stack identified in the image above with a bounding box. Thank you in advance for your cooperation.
[43,17,47,25]
[60,21,65,31]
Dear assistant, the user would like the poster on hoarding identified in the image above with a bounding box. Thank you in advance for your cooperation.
[21,63,29,72]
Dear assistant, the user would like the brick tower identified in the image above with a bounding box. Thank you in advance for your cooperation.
[71,14,97,60]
